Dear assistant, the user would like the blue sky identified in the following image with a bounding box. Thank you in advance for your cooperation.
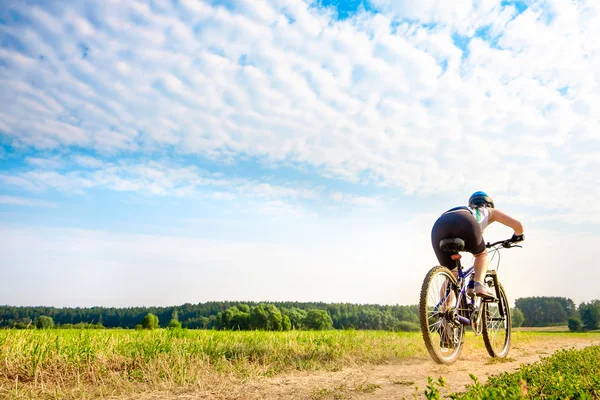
[1,0,599,307]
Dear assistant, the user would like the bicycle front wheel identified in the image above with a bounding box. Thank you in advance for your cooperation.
[419,265,465,365]
[482,282,511,358]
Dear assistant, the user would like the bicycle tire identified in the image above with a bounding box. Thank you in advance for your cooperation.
[482,282,511,358]
[419,265,465,365]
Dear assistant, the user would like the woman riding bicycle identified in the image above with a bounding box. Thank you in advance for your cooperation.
[431,191,525,299]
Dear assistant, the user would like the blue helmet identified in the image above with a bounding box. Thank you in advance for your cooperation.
[469,191,494,208]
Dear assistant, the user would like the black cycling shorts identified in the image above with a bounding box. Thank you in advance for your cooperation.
[431,207,486,269]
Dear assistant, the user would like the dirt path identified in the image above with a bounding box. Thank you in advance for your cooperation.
[124,335,600,400]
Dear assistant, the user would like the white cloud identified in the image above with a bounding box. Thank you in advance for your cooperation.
[72,155,108,168]
[330,191,383,207]
[0,0,599,223]
[370,0,507,35]
[252,199,313,219]
[0,195,57,208]
[25,155,65,169]
[1,158,383,211]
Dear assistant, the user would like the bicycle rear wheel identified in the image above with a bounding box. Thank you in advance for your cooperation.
[482,282,511,358]
[419,266,465,365]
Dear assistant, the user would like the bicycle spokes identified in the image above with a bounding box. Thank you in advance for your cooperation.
[482,283,511,358]
[420,266,465,364]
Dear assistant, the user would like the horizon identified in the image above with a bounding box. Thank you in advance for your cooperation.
[0,293,591,310]
[1,0,600,308]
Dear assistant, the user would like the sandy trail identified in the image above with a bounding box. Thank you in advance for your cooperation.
[122,335,600,400]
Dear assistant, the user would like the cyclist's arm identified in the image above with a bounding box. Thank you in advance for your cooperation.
[489,209,524,235]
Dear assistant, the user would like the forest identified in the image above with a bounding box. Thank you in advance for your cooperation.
[0,301,420,331]
[1,297,598,331]
[515,297,600,331]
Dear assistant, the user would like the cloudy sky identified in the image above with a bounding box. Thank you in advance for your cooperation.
[1,0,599,308]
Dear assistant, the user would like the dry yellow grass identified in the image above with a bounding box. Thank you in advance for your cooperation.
[513,325,569,332]
[0,329,422,399]
[0,329,596,399]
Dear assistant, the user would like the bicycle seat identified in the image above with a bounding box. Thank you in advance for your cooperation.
[439,238,465,253]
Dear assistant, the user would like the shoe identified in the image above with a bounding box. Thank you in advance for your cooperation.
[474,282,496,300]
[466,281,475,298]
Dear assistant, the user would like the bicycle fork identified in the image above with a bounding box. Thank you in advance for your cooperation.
[486,270,506,318]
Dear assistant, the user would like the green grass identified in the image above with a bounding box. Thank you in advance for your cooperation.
[0,329,597,399]
[448,345,600,399]
[0,329,424,398]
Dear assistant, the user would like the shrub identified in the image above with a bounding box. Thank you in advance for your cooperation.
[168,320,182,329]
[36,316,54,329]
[282,315,291,331]
[69,322,103,329]
[511,308,525,328]
[217,306,251,330]
[303,309,333,330]
[568,317,583,332]
[168,310,182,329]
[395,321,420,332]
[142,313,159,330]
[281,307,306,330]
[579,300,600,331]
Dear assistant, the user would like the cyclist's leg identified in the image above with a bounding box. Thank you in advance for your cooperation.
[466,236,496,298]
[468,252,495,298]
[449,215,495,299]
[473,251,488,283]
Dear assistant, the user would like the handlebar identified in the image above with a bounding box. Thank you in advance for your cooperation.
[486,239,523,249]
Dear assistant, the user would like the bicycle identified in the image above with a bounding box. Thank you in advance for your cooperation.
[419,237,522,364]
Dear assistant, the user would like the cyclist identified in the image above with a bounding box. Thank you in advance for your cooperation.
[431,191,525,299]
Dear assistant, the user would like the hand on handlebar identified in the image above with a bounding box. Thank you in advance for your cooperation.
[487,235,525,248]
[510,233,525,243]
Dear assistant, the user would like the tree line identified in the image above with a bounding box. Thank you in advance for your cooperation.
[0,301,420,331]
[2,298,597,331]
[514,297,600,331]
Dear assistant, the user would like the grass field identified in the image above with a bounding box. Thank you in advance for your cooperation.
[513,325,570,332]
[0,329,598,399]
[446,345,600,399]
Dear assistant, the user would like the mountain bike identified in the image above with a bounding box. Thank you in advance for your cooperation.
[419,238,522,364]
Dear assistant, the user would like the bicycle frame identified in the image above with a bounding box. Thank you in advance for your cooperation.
[434,263,477,326]
[433,239,519,326]
[456,264,477,326]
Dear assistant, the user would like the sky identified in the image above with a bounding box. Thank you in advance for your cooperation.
[1,0,599,308]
